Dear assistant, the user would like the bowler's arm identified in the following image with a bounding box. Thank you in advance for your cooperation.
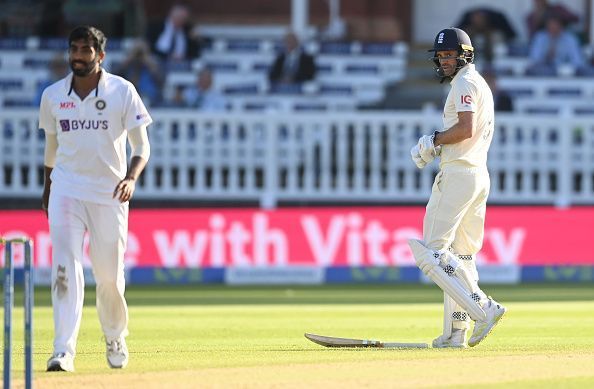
[42,133,57,216]
[113,125,150,202]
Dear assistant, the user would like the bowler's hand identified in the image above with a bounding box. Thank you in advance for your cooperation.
[113,177,136,203]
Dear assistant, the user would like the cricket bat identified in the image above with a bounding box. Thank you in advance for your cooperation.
[304,333,429,349]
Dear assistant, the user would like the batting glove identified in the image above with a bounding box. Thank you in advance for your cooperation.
[410,144,427,169]
[417,134,437,163]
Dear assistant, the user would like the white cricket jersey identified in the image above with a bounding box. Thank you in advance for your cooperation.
[39,69,152,205]
[440,64,494,168]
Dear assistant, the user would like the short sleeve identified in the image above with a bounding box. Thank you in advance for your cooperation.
[39,89,56,134]
[123,83,153,131]
[453,79,478,113]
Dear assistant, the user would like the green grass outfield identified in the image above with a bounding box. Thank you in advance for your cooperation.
[3,283,594,388]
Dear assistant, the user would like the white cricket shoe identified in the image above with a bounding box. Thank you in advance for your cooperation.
[106,337,129,369]
[468,298,506,347]
[432,328,467,348]
[46,352,75,372]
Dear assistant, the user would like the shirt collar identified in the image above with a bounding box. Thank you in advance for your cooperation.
[450,63,474,85]
[66,67,107,98]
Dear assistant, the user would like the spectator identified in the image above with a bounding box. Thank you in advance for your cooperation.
[483,70,513,112]
[115,39,164,106]
[34,53,69,106]
[526,0,579,40]
[165,84,187,108]
[268,32,316,88]
[456,8,516,65]
[182,67,227,111]
[527,15,586,76]
[147,3,201,62]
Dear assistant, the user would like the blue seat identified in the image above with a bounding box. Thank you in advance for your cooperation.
[3,98,34,108]
[269,84,302,95]
[506,42,529,57]
[243,102,268,111]
[226,39,261,52]
[0,79,24,90]
[547,88,581,97]
[223,84,259,94]
[0,38,27,50]
[504,89,533,98]
[205,61,239,72]
[23,58,51,69]
[252,62,269,73]
[165,61,192,72]
[575,107,594,115]
[320,41,351,54]
[294,103,327,111]
[525,107,559,114]
[316,64,332,74]
[319,83,352,95]
[39,38,68,50]
[106,38,123,51]
[361,42,394,55]
[345,64,379,74]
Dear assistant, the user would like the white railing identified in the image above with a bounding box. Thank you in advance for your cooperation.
[1,109,592,207]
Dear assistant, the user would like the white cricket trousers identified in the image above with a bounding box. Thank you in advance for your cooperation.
[423,163,489,332]
[423,163,490,255]
[48,191,129,357]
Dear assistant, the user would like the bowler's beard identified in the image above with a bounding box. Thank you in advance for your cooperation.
[70,57,99,77]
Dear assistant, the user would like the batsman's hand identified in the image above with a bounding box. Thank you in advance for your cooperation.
[410,144,427,169]
[417,134,437,163]
[113,177,136,203]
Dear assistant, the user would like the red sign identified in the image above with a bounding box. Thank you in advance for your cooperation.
[1,207,593,267]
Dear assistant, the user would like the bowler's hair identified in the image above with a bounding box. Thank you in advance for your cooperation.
[68,26,107,53]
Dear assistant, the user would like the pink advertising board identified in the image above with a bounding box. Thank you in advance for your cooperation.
[1,207,593,268]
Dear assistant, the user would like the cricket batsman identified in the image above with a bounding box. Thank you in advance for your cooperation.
[409,27,506,348]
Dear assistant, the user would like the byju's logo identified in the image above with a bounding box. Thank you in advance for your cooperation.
[59,120,108,131]
[59,120,70,132]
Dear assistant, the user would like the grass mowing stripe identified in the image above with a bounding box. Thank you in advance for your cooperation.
[2,284,593,387]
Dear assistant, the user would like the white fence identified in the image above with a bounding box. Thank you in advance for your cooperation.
[0,109,592,207]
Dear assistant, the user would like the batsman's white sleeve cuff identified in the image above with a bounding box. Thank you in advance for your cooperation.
[128,125,150,161]
[44,132,58,167]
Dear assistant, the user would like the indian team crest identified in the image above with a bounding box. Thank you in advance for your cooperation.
[95,99,106,110]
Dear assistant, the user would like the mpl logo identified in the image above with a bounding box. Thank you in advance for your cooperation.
[437,32,444,44]
[59,102,76,109]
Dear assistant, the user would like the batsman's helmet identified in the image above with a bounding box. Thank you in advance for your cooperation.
[428,28,474,78]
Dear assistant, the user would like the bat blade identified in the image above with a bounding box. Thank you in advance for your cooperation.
[304,333,429,349]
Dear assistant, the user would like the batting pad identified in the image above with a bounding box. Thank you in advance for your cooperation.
[409,239,486,321]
